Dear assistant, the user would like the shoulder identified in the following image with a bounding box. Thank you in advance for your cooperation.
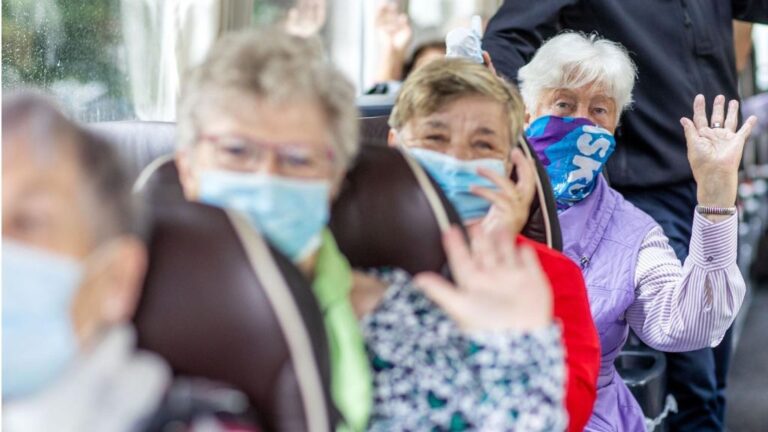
[609,188,659,228]
[601,188,660,249]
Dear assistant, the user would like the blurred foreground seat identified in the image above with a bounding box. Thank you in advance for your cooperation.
[132,160,337,432]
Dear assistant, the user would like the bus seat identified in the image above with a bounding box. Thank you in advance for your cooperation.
[357,94,395,118]
[517,135,563,251]
[359,116,391,147]
[615,346,669,430]
[88,121,176,182]
[329,145,464,275]
[92,118,560,254]
[134,179,336,432]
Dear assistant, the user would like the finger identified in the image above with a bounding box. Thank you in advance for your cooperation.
[375,2,387,20]
[477,167,515,195]
[724,99,739,132]
[376,2,395,22]
[472,221,500,272]
[736,115,758,141]
[494,226,516,265]
[710,95,725,128]
[287,7,299,24]
[680,117,699,145]
[470,186,515,210]
[414,272,465,316]
[308,1,320,22]
[692,94,708,130]
[442,226,474,286]
[397,14,410,31]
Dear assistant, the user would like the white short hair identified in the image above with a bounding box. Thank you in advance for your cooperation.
[518,32,637,117]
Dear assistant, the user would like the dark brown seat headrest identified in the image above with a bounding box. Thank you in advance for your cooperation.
[134,164,335,432]
[329,145,464,275]
[359,116,391,147]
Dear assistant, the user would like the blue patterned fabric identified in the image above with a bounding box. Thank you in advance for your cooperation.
[526,116,616,210]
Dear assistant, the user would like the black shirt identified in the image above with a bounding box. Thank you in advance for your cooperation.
[483,0,768,188]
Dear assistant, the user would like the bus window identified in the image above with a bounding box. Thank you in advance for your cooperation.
[1,0,505,122]
[2,0,133,122]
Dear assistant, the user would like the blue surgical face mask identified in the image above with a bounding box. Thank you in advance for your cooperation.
[525,115,616,210]
[198,171,331,261]
[2,240,82,399]
[406,147,507,222]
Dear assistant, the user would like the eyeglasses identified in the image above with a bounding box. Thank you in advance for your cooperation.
[197,134,335,179]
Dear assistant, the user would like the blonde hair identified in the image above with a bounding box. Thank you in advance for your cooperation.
[177,28,359,171]
[389,58,526,145]
[518,32,637,116]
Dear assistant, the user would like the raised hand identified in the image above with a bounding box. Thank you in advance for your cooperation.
[414,226,553,332]
[681,94,757,210]
[471,148,536,239]
[285,0,327,38]
[375,1,413,55]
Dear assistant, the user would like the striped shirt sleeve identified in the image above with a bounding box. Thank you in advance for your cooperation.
[625,211,746,352]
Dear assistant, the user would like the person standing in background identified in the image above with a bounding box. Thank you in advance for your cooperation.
[482,1,768,431]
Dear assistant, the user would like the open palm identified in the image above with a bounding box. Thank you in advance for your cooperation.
[681,94,757,207]
[414,226,553,332]
[285,0,326,38]
[375,2,413,53]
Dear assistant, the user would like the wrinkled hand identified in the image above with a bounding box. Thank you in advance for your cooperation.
[375,1,413,54]
[285,0,327,38]
[414,226,553,332]
[681,94,757,211]
[471,148,536,239]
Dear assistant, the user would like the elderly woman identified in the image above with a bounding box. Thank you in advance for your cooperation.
[175,29,566,431]
[386,58,601,432]
[2,95,258,431]
[516,32,756,431]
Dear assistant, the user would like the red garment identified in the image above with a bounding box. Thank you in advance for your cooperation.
[517,235,601,432]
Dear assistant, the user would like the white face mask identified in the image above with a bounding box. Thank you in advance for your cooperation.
[2,240,83,399]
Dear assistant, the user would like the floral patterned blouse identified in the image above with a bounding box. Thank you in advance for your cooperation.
[361,269,567,431]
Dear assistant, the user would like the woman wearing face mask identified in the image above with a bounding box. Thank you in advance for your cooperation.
[2,94,259,432]
[387,58,601,432]
[176,29,566,431]
[517,32,757,431]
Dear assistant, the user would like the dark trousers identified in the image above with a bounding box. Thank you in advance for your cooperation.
[618,180,732,432]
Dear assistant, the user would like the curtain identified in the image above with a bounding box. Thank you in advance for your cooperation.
[121,0,254,121]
